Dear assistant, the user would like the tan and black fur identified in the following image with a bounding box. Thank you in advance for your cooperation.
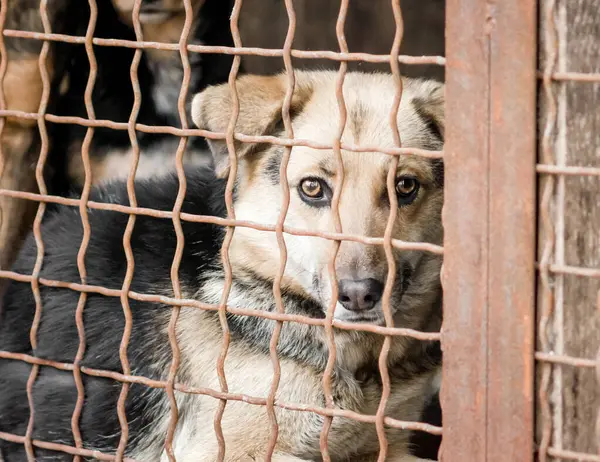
[0,70,443,461]
[0,0,71,270]
[0,0,235,269]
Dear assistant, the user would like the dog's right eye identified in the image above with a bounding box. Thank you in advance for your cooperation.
[298,177,331,207]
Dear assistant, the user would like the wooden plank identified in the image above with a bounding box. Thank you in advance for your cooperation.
[537,0,600,456]
[442,0,536,460]
[559,1,600,453]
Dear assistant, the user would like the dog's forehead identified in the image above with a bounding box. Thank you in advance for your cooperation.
[292,75,425,150]
[285,76,432,178]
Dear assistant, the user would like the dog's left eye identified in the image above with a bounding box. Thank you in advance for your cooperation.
[395,177,420,205]
[301,178,323,198]
[298,177,331,206]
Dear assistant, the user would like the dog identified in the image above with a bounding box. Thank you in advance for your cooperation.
[0,0,235,270]
[59,0,237,188]
[0,70,444,461]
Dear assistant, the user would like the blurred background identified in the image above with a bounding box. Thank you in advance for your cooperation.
[239,0,445,80]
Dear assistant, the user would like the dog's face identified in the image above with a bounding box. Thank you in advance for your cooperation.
[111,0,205,26]
[192,71,444,325]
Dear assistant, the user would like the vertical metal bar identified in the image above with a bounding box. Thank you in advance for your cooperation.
[214,1,243,460]
[551,4,567,453]
[374,1,404,460]
[538,0,559,460]
[23,0,53,459]
[440,0,490,456]
[265,0,297,459]
[319,0,349,459]
[486,0,536,459]
[441,0,536,460]
[163,0,194,458]
[115,0,143,458]
[71,0,98,459]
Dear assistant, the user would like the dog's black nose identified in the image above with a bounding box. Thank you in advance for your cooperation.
[338,278,384,312]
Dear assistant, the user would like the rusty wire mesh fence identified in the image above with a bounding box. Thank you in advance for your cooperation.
[0,0,446,460]
[0,0,597,460]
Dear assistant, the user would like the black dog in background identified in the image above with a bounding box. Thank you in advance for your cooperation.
[48,0,237,195]
[0,0,236,268]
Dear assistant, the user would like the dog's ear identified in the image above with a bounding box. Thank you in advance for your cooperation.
[191,73,312,178]
[411,80,445,142]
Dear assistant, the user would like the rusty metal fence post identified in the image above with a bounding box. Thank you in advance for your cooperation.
[441,0,537,461]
